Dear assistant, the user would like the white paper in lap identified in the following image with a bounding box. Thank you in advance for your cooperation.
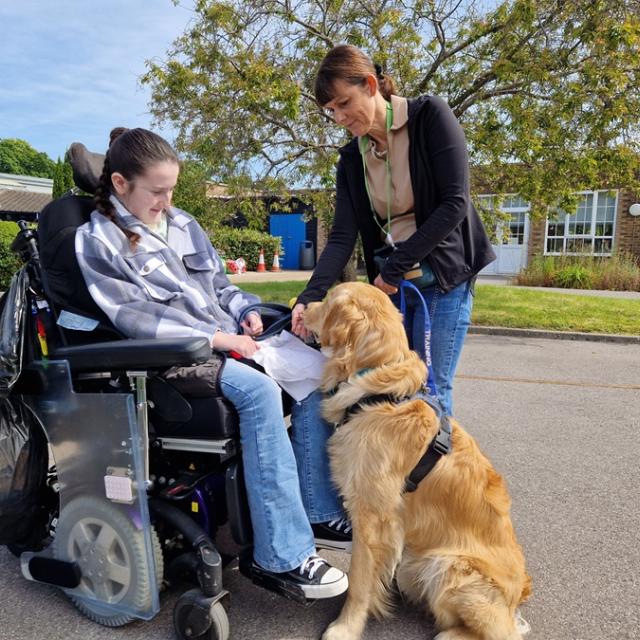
[250,331,327,402]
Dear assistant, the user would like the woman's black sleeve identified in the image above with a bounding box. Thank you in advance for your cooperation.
[381,96,471,286]
[295,161,359,305]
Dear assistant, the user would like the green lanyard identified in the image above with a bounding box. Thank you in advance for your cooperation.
[358,100,394,247]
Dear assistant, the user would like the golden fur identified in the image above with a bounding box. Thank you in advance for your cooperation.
[304,282,531,640]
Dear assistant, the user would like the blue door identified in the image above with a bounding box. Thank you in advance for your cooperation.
[269,214,305,269]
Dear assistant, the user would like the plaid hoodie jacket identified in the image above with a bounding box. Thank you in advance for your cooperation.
[75,196,259,341]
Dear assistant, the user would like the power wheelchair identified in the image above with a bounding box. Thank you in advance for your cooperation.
[0,145,317,640]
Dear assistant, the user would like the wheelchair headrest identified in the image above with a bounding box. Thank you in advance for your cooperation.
[65,143,105,195]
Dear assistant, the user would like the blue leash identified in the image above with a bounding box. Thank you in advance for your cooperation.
[398,280,438,398]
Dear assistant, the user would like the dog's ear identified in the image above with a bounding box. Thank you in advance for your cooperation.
[321,290,365,349]
[321,283,412,375]
[347,290,412,369]
[314,288,367,383]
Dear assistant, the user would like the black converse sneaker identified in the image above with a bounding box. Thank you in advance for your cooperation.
[279,555,348,599]
[312,517,353,553]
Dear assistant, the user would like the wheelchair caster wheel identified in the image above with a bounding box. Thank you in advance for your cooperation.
[174,588,230,640]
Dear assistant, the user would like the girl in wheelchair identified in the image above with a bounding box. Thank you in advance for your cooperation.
[74,127,351,599]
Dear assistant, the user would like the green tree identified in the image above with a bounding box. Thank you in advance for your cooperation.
[173,159,212,220]
[174,159,289,232]
[51,156,75,198]
[142,0,640,227]
[0,138,56,178]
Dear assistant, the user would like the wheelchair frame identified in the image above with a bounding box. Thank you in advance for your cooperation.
[2,205,311,640]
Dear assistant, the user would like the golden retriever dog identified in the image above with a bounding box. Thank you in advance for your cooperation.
[304,282,531,640]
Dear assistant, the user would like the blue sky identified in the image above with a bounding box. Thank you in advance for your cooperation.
[0,0,193,161]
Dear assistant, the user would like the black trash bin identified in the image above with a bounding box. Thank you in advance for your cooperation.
[299,240,315,270]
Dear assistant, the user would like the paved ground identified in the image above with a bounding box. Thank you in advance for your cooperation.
[1,335,638,639]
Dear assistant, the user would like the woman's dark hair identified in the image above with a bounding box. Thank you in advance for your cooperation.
[94,127,179,246]
[314,44,396,106]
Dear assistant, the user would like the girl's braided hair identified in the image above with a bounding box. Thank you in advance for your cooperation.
[94,127,179,247]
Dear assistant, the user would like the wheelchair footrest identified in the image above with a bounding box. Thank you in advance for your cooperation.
[238,550,315,606]
[21,554,82,589]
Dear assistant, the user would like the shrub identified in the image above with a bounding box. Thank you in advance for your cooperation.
[515,252,640,291]
[594,252,640,291]
[0,221,21,290]
[555,264,593,289]
[209,226,282,271]
[517,255,558,287]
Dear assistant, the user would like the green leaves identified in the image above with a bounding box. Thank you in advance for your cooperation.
[52,156,75,198]
[143,0,640,225]
[0,139,56,179]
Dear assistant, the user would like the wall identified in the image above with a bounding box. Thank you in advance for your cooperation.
[615,189,640,258]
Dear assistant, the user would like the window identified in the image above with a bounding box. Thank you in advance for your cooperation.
[478,194,529,245]
[545,191,617,256]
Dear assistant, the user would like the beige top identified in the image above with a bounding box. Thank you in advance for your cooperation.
[147,211,169,241]
[360,94,417,244]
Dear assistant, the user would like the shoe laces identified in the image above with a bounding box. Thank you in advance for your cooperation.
[328,517,352,534]
[298,554,326,580]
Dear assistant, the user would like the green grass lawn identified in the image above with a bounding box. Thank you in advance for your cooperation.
[241,281,640,335]
[472,285,639,334]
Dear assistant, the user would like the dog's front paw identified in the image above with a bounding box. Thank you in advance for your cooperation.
[321,621,361,640]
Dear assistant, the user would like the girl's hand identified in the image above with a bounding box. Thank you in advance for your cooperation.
[373,274,398,295]
[291,303,310,339]
[240,311,263,337]
[211,332,260,358]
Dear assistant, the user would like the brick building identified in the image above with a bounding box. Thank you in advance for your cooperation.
[477,187,640,276]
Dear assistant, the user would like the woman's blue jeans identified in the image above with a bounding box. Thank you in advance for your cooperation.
[392,279,474,416]
[219,358,343,573]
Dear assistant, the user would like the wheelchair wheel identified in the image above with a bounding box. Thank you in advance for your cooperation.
[53,495,163,627]
[174,589,230,640]
[208,602,230,640]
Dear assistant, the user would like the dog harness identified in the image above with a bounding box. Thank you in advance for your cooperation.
[337,387,452,493]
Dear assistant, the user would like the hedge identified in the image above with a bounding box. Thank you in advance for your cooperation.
[0,223,286,291]
[209,226,283,271]
[0,221,21,290]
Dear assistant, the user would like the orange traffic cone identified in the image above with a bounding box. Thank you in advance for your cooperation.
[257,248,266,272]
[271,251,281,272]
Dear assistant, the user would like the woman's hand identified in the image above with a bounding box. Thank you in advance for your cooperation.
[240,311,263,337]
[291,303,310,339]
[211,331,260,358]
[373,274,398,295]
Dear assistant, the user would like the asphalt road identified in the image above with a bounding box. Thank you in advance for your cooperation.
[1,334,639,640]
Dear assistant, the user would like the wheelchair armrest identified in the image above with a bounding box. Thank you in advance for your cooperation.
[51,337,212,373]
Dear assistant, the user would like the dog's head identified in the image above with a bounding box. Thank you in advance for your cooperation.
[305,282,424,389]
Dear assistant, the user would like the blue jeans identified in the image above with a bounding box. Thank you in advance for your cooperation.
[219,358,317,573]
[220,358,343,572]
[290,390,345,524]
[392,280,473,416]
